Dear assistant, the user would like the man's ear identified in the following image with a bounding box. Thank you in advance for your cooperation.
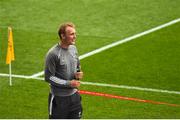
[61,34,65,40]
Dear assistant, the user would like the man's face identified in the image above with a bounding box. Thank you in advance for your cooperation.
[63,26,76,45]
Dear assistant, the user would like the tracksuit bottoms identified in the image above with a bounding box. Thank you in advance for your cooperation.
[48,92,82,119]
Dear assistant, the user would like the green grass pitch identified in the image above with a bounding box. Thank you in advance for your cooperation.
[0,0,180,118]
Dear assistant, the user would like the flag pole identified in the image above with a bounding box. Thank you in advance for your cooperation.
[6,26,14,86]
[9,62,12,86]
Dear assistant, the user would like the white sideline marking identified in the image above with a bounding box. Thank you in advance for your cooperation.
[0,73,180,95]
[30,18,180,78]
[81,81,180,95]
[0,73,31,79]
[29,71,44,78]
[0,73,43,80]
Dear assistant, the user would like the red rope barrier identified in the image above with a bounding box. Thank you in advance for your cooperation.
[79,90,180,107]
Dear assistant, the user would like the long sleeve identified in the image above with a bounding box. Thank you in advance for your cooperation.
[45,52,71,88]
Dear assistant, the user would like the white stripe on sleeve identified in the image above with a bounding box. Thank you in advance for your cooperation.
[50,76,67,85]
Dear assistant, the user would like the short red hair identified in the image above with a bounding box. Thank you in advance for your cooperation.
[58,22,75,40]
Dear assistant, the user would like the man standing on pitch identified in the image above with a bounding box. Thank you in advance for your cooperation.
[45,22,83,119]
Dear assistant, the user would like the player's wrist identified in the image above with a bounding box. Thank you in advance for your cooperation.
[66,80,71,86]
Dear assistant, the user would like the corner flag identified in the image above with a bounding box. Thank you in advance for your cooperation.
[6,27,15,86]
[6,27,15,64]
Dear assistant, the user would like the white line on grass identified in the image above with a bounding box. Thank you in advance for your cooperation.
[29,71,44,78]
[0,73,180,95]
[81,81,180,95]
[30,18,180,78]
[0,73,31,79]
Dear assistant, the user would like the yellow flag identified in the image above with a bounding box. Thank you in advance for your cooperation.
[6,27,15,64]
